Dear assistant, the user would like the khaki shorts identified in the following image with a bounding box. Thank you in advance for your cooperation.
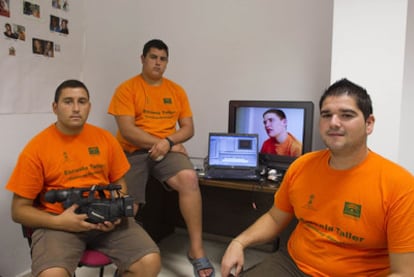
[30,217,159,276]
[243,248,309,277]
[125,151,194,203]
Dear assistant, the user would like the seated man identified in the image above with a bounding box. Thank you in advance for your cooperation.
[108,39,214,277]
[5,79,161,277]
[221,78,414,277]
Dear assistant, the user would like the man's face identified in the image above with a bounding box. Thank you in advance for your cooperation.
[319,95,374,154]
[53,87,90,135]
[263,113,286,138]
[141,47,168,81]
[34,40,41,48]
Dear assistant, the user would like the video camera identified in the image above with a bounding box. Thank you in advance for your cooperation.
[45,183,135,223]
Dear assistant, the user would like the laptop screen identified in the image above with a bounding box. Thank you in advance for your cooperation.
[208,133,259,168]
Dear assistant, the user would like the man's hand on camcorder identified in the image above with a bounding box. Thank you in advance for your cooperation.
[96,218,121,232]
[58,204,100,232]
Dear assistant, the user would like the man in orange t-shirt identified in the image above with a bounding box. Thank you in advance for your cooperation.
[260,109,302,157]
[108,39,214,277]
[221,78,414,277]
[6,80,160,277]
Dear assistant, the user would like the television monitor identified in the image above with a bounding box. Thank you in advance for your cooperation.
[228,100,314,171]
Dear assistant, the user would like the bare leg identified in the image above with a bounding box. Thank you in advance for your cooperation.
[38,268,70,277]
[123,252,161,277]
[167,169,213,276]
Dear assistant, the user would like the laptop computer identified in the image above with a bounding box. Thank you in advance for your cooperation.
[204,133,261,181]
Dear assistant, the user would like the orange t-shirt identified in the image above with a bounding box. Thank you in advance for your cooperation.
[5,123,130,214]
[108,74,193,153]
[260,132,302,157]
[275,150,414,276]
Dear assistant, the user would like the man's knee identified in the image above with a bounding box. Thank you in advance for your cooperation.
[38,267,70,277]
[169,169,199,190]
[178,169,198,183]
[128,252,161,276]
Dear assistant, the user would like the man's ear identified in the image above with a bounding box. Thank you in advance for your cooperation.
[366,114,375,135]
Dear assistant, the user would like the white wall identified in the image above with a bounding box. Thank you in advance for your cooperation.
[81,0,332,156]
[331,0,410,168]
[400,0,414,171]
[0,113,55,276]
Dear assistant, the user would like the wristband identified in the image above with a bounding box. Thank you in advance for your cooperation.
[165,137,174,150]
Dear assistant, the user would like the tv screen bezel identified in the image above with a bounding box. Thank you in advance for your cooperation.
[228,100,314,170]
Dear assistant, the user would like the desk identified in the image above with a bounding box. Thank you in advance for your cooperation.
[194,178,279,238]
[199,178,279,193]
[198,178,296,251]
[139,177,280,242]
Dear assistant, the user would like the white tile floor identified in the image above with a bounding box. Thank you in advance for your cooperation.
[75,228,271,277]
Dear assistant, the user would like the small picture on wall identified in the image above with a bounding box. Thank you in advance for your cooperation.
[52,0,68,11]
[3,23,25,40]
[15,24,26,41]
[9,46,15,56]
[50,15,60,32]
[44,40,54,57]
[62,0,69,11]
[32,38,54,57]
[60,18,68,35]
[0,0,10,17]
[23,1,40,18]
[3,22,17,39]
[52,0,61,9]
[33,38,43,54]
[50,15,69,35]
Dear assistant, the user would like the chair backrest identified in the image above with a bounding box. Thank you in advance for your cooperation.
[21,225,114,277]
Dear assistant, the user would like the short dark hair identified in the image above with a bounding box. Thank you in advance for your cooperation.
[142,39,169,57]
[54,79,89,103]
[319,78,373,120]
[263,109,286,120]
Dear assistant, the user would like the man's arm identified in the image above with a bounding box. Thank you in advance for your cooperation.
[113,176,128,196]
[114,114,194,157]
[221,206,294,277]
[388,252,414,276]
[168,116,194,145]
[115,115,160,149]
[11,193,101,232]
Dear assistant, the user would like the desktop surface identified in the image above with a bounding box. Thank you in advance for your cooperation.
[199,177,279,193]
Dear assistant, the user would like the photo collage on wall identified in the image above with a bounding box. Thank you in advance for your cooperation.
[1,0,70,57]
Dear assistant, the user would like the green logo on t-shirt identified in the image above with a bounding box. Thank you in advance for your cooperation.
[343,202,361,218]
[163,98,172,104]
[88,147,100,155]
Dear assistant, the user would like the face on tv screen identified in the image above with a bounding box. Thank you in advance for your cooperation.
[234,106,305,158]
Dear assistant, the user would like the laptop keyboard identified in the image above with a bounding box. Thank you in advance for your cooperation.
[205,168,260,180]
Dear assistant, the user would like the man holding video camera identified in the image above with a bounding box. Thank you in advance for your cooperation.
[5,79,161,277]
